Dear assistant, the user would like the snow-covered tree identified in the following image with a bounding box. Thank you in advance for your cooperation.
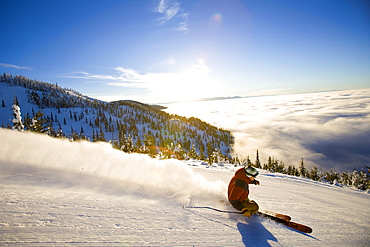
[12,104,24,131]
[188,144,198,159]
[351,170,369,190]
[309,166,320,181]
[174,143,185,160]
[121,134,134,153]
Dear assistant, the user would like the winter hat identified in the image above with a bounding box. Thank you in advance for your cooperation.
[245,166,259,177]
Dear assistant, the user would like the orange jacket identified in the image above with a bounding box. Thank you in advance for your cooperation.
[228,167,254,211]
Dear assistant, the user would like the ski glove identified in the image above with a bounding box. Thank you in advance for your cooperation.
[252,179,260,185]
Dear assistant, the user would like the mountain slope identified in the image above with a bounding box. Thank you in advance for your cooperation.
[1,129,369,246]
[0,74,234,161]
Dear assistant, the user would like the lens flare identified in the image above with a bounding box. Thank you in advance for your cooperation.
[209,13,222,29]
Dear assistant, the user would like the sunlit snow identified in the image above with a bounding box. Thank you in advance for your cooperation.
[1,129,369,246]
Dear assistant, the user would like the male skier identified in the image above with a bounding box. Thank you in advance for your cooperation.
[228,166,260,217]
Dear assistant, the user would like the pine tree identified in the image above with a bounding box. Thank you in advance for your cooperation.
[287,165,294,175]
[324,169,339,184]
[29,111,52,133]
[255,149,261,168]
[299,158,306,177]
[174,143,185,160]
[276,160,285,173]
[246,156,253,167]
[121,134,134,153]
[97,126,106,142]
[13,96,20,107]
[199,143,205,158]
[12,104,24,131]
[340,171,350,186]
[189,144,198,159]
[350,169,369,190]
[309,165,320,181]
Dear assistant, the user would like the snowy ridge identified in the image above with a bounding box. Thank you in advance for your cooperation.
[0,80,234,160]
[1,128,369,246]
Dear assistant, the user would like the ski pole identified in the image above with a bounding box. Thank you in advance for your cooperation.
[183,206,243,214]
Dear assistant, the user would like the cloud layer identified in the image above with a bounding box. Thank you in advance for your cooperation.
[165,89,370,172]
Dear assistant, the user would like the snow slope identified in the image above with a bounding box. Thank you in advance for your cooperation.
[1,129,369,246]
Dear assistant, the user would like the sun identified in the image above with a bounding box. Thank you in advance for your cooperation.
[170,61,217,101]
[147,59,220,103]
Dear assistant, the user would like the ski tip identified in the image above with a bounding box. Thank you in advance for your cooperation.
[305,226,313,234]
[285,221,313,234]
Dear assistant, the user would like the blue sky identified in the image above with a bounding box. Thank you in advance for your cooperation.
[1,0,369,103]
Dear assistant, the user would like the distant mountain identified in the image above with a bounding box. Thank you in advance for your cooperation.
[0,73,234,162]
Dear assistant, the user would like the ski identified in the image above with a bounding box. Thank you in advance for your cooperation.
[183,206,243,214]
[183,206,312,234]
[259,210,291,221]
[218,200,291,221]
[256,212,312,233]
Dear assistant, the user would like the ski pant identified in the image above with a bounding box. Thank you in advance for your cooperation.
[242,199,259,215]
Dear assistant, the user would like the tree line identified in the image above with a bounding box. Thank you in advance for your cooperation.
[238,150,369,191]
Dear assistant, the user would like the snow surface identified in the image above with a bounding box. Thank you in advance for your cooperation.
[1,128,369,246]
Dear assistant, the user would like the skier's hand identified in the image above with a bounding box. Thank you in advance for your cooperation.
[253,179,260,185]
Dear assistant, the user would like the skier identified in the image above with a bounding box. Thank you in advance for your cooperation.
[228,165,260,218]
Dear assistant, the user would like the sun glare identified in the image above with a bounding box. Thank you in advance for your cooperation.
[148,60,219,103]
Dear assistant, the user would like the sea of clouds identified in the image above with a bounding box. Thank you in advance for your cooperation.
[164,89,370,172]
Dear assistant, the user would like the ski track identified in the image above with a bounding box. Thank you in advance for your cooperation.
[1,129,370,246]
